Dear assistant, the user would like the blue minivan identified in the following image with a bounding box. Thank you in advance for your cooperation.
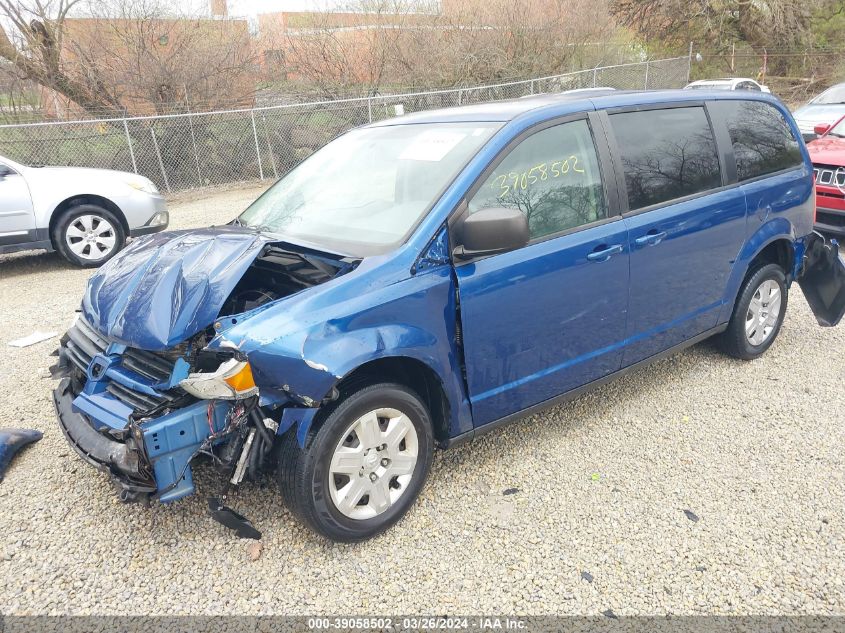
[53,90,845,541]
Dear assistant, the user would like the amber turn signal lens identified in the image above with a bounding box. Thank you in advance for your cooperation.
[223,362,256,392]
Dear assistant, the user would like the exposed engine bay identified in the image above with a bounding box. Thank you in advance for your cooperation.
[220,245,357,317]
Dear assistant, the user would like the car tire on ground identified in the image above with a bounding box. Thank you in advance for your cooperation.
[52,204,126,267]
[720,263,788,360]
[278,382,434,542]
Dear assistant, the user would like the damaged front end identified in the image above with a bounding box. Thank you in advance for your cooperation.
[51,227,358,521]
[51,316,272,505]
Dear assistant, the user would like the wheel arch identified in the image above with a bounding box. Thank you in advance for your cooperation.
[719,219,797,324]
[748,237,794,278]
[48,195,129,248]
[302,355,453,449]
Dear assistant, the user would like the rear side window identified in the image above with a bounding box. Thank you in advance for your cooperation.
[716,100,802,181]
[609,107,722,211]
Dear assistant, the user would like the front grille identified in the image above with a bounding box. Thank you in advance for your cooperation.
[813,164,845,189]
[64,316,182,413]
[65,316,108,374]
[122,348,174,383]
[106,382,166,411]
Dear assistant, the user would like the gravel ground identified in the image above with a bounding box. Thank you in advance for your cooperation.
[0,183,843,616]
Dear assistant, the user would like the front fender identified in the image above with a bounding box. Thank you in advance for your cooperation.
[208,265,473,444]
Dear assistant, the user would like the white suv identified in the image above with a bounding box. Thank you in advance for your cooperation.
[684,78,771,93]
[0,154,168,266]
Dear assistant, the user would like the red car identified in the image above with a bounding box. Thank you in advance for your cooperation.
[808,114,845,236]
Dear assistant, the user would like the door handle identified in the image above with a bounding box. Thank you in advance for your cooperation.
[634,231,667,247]
[587,243,624,262]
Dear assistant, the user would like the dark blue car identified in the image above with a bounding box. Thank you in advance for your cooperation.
[52,90,845,541]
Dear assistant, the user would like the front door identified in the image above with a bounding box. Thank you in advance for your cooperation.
[453,117,630,427]
[606,105,747,365]
[0,161,35,248]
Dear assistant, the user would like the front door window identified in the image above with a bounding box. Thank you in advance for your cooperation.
[468,119,608,240]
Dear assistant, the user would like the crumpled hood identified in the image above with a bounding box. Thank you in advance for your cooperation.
[82,227,276,350]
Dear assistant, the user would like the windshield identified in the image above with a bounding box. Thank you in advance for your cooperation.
[811,84,845,105]
[238,122,500,256]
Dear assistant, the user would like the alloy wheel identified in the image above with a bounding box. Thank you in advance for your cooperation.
[65,214,117,261]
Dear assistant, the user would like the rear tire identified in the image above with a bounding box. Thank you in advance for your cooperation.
[278,383,434,542]
[52,204,126,267]
[720,263,788,360]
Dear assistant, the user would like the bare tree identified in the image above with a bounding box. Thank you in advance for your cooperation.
[612,0,828,68]
[271,0,623,96]
[0,0,259,119]
[0,0,128,116]
[265,0,418,99]
[417,0,622,86]
[73,0,257,114]
[0,58,40,120]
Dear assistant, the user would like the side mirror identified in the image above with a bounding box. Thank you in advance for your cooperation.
[814,123,831,136]
[454,207,529,260]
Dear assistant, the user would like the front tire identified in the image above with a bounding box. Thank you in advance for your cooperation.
[52,204,126,267]
[720,263,788,360]
[279,383,434,542]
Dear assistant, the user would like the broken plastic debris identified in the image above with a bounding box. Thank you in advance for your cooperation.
[590,473,601,481]
[207,497,261,539]
[8,331,57,348]
[683,509,700,523]
[0,428,43,481]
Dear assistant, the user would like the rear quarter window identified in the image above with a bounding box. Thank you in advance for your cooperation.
[714,100,803,181]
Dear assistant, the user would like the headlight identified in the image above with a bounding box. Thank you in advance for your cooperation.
[179,359,258,400]
[125,178,159,195]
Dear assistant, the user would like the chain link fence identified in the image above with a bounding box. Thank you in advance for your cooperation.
[0,56,690,193]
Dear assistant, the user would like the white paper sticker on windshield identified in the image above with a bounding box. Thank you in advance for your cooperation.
[400,130,467,162]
